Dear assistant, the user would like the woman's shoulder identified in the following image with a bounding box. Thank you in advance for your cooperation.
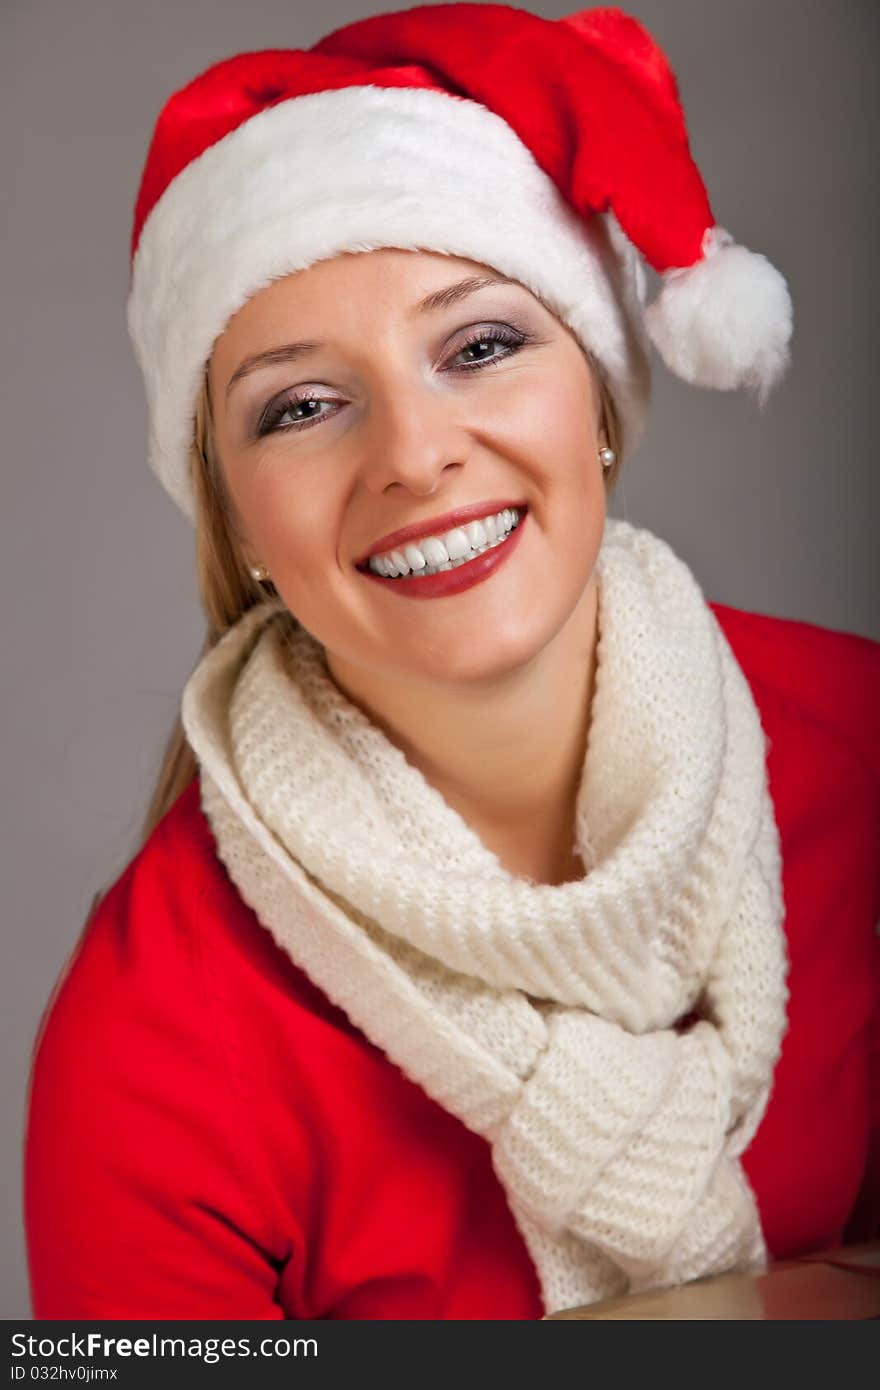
[710,605,880,1251]
[23,783,315,1312]
[34,777,347,1056]
[27,780,210,1074]
[29,778,236,1059]
[23,778,333,1316]
[26,773,371,1184]
[25,777,273,1127]
[709,601,880,784]
[708,600,879,936]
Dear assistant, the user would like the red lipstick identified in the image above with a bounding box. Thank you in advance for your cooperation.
[356,499,527,566]
[357,508,528,600]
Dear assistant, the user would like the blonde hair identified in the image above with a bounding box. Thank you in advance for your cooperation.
[138,354,624,852]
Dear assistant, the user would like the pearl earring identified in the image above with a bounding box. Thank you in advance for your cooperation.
[249,564,270,582]
[599,446,616,469]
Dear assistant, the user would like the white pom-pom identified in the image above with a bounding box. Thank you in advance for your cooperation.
[644,226,793,405]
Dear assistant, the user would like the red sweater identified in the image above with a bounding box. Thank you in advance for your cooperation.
[24,604,880,1319]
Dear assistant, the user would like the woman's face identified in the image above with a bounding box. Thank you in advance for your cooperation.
[208,248,607,687]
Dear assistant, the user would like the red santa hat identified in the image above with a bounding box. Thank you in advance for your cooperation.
[127,2,793,524]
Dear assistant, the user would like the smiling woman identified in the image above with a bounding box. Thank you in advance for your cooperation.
[192,248,619,883]
[24,2,880,1323]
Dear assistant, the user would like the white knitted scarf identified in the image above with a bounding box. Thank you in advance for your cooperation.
[181,518,789,1317]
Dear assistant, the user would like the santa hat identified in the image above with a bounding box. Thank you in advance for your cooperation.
[127,2,793,524]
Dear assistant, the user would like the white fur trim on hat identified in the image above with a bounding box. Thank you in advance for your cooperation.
[127,84,651,524]
[645,226,793,405]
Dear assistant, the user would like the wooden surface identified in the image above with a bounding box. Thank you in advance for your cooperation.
[544,1242,880,1320]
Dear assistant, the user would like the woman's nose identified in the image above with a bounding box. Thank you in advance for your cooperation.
[359,376,470,496]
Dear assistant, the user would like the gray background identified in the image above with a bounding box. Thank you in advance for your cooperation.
[4,0,878,1319]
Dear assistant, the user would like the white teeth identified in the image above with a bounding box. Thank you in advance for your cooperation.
[421,536,448,566]
[389,548,410,576]
[366,506,523,579]
[443,527,471,561]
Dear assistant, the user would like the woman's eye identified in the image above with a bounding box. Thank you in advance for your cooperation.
[256,325,529,437]
[448,328,527,372]
[257,395,338,437]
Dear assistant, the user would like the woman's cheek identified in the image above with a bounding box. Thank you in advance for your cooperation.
[495,374,594,469]
[268,496,350,596]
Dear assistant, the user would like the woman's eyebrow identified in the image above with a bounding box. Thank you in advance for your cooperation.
[225,275,518,401]
[226,341,321,401]
[412,273,519,315]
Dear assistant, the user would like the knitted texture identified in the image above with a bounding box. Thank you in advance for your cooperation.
[180,518,790,1316]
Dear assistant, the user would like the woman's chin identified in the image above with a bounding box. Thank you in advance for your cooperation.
[295,523,599,689]
[382,599,578,688]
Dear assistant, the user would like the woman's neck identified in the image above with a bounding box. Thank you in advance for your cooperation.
[325,578,600,885]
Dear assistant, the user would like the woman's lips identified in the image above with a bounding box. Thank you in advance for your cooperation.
[357,510,528,600]
[356,499,527,565]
